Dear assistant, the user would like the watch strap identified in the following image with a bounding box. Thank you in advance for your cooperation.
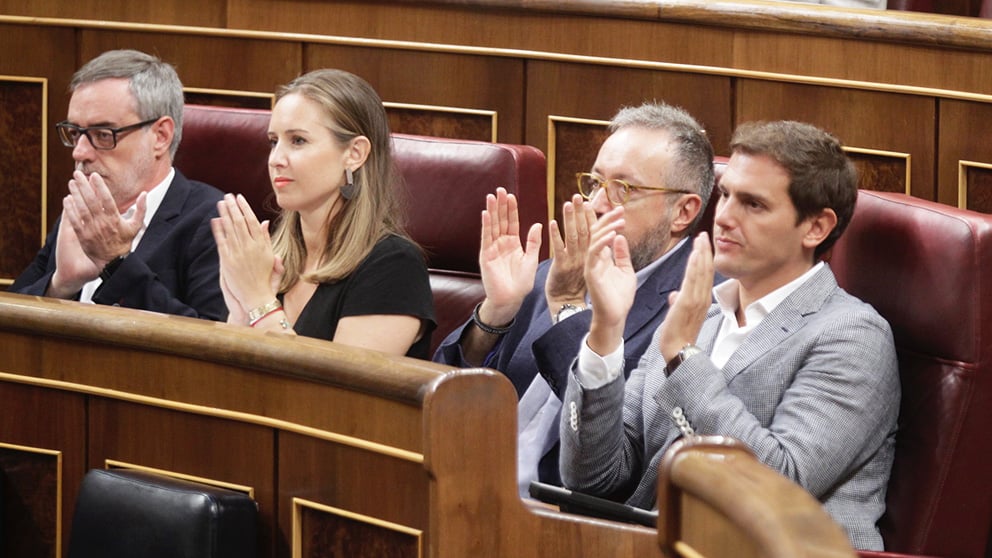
[99,254,128,282]
[665,344,703,377]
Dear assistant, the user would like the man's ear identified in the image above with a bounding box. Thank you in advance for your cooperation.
[345,136,371,170]
[670,194,703,235]
[802,207,838,249]
[153,116,174,159]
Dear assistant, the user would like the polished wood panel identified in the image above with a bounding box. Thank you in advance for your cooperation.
[78,30,300,94]
[280,433,428,558]
[0,23,75,243]
[87,399,276,556]
[548,118,610,224]
[960,163,992,213]
[939,99,992,210]
[732,31,992,96]
[0,445,60,558]
[297,500,421,558]
[386,106,494,143]
[0,292,668,558]
[0,382,86,558]
[230,0,736,68]
[735,80,937,200]
[0,79,44,284]
[526,61,734,157]
[306,45,523,143]
[0,0,224,27]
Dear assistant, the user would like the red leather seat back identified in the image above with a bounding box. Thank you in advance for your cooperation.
[391,133,548,273]
[175,105,276,221]
[174,105,549,356]
[830,190,992,557]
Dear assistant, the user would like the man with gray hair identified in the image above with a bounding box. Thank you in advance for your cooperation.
[434,102,718,494]
[12,49,226,320]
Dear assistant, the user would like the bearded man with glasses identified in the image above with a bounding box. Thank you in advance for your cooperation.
[12,49,226,320]
[434,102,720,495]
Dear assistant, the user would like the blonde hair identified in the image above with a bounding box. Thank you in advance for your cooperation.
[270,69,409,290]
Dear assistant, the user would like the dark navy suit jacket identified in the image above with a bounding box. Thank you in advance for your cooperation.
[11,170,227,321]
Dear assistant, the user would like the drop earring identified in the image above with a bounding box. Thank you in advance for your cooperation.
[341,168,357,200]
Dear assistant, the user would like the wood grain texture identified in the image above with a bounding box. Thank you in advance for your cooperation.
[735,80,936,200]
[0,382,86,558]
[306,44,523,143]
[0,81,44,283]
[0,292,671,558]
[939,99,992,208]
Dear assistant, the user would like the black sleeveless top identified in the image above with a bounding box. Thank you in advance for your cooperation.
[288,235,436,359]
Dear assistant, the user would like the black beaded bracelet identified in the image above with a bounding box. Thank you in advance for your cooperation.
[472,302,514,335]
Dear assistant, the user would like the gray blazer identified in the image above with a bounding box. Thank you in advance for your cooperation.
[559,265,900,551]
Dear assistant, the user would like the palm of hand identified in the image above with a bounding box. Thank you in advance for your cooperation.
[480,234,536,306]
[55,220,101,280]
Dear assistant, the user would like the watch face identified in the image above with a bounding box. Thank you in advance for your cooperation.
[556,304,584,323]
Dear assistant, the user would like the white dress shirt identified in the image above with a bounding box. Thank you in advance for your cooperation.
[575,261,825,386]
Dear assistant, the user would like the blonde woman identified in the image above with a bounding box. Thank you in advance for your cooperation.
[211,69,435,358]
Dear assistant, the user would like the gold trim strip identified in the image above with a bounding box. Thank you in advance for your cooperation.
[672,540,707,558]
[384,101,498,142]
[292,497,423,558]
[184,86,275,100]
[0,371,424,464]
[0,441,63,558]
[957,159,992,210]
[0,441,62,456]
[3,15,992,104]
[104,459,256,499]
[843,146,912,196]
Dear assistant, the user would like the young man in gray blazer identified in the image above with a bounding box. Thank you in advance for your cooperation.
[561,120,899,551]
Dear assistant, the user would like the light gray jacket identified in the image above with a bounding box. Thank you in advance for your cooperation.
[560,265,900,550]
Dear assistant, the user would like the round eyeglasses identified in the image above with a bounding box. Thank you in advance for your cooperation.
[56,118,160,150]
[576,172,693,206]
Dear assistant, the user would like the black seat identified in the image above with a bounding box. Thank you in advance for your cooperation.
[67,468,257,558]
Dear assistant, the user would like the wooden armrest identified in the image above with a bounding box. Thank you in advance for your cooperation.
[657,436,856,558]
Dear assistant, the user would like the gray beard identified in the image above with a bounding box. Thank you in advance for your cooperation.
[629,208,675,272]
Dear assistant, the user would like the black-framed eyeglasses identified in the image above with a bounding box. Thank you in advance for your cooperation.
[576,172,693,206]
[55,118,160,150]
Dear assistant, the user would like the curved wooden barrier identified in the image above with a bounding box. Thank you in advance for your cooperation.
[0,291,663,558]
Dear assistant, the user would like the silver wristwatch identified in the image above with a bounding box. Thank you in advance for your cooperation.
[554,303,586,324]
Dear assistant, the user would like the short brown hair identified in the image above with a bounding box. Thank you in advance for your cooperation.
[730,121,857,259]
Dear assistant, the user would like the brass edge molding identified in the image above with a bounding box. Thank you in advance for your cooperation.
[546,115,610,227]
[384,101,498,142]
[291,497,423,558]
[672,540,706,558]
[183,86,275,108]
[104,459,256,498]
[0,371,424,464]
[0,441,63,558]
[0,74,48,244]
[957,160,992,211]
[4,15,992,104]
[843,146,912,196]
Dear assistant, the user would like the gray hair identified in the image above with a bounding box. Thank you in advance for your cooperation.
[70,49,184,158]
[609,102,715,233]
